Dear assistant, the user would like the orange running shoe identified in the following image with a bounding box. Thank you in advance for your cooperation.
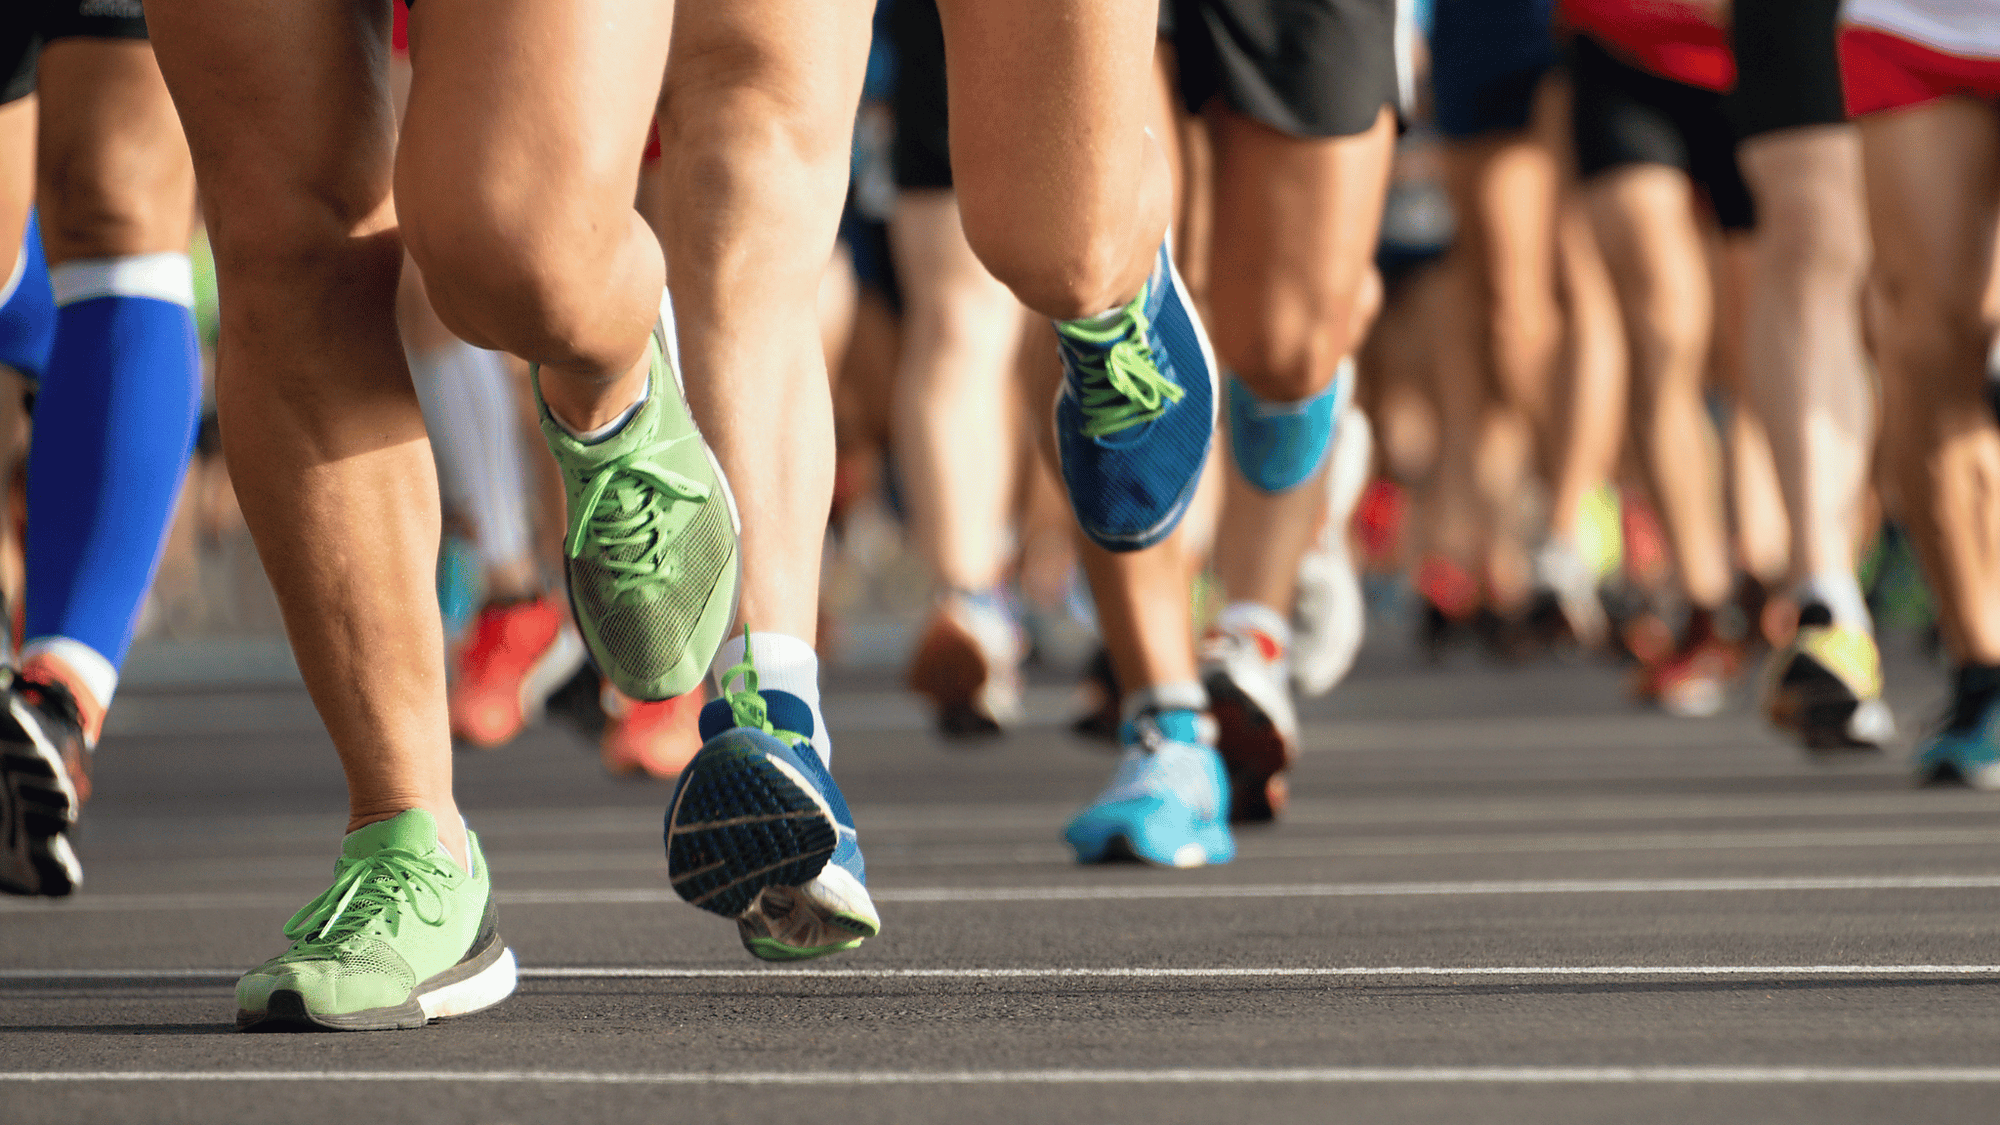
[600,683,705,778]
[448,597,587,748]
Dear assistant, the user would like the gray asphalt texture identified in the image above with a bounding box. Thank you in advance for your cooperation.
[5,630,2000,1123]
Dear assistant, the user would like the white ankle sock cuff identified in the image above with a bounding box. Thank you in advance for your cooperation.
[1215,601,1292,651]
[1797,570,1873,633]
[716,631,831,767]
[1122,680,1208,726]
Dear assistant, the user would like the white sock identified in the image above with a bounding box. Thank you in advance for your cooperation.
[714,631,831,768]
[1121,680,1208,726]
[1796,570,1873,633]
[1215,601,1292,654]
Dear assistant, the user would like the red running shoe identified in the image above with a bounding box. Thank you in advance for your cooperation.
[600,683,705,778]
[1633,609,1745,718]
[448,597,587,748]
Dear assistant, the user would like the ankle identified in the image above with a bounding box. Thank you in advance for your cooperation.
[540,348,651,439]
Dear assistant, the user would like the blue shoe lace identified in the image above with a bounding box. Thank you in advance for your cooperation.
[1057,291,1183,438]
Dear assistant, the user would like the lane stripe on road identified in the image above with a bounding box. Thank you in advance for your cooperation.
[7,964,2000,983]
[4,1067,2000,1085]
[8,873,2000,914]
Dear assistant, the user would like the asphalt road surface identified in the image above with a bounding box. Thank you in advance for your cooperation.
[5,633,2000,1123]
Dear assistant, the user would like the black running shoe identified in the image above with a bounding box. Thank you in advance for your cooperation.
[0,672,90,896]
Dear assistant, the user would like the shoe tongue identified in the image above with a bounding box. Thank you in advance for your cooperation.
[342,810,440,861]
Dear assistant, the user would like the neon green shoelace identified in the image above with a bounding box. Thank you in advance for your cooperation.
[1057,292,1182,438]
[717,641,808,749]
[283,849,453,946]
[564,443,712,602]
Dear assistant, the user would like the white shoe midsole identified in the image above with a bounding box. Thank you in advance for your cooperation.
[420,946,518,1021]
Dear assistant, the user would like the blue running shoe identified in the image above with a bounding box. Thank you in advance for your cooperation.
[1054,241,1217,552]
[665,650,879,960]
[1226,357,1353,494]
[1915,666,2000,790]
[1065,709,1234,868]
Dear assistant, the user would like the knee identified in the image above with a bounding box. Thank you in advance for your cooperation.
[1214,272,1377,403]
[659,62,855,228]
[37,136,193,259]
[960,215,1137,322]
[202,170,401,314]
[401,191,607,362]
[1756,191,1869,298]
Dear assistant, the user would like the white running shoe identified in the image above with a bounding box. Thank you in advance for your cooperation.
[1201,609,1300,823]
[1533,538,1609,649]
[1290,401,1372,698]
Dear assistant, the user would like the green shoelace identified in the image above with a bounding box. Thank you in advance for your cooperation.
[283,848,454,946]
[717,641,809,749]
[1057,291,1183,438]
[564,442,712,602]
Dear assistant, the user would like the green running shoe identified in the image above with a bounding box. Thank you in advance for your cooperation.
[236,810,516,1032]
[536,309,741,701]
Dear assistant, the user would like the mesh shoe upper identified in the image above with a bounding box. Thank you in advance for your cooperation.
[1054,242,1216,552]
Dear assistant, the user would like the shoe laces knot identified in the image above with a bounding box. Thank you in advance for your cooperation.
[284,848,454,946]
[565,445,712,601]
[718,640,809,750]
[1058,295,1182,438]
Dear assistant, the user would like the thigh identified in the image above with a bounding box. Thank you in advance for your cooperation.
[934,0,1158,232]
[397,0,672,247]
[1857,97,2000,333]
[34,38,194,262]
[1205,106,1393,362]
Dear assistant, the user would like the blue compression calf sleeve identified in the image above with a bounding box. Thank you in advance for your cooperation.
[24,254,202,684]
[0,214,56,383]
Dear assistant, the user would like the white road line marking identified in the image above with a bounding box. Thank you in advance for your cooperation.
[4,1067,2000,1085]
[7,873,2000,913]
[7,964,2000,983]
[511,874,2000,905]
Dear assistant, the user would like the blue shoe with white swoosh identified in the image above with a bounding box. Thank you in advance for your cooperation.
[664,646,878,961]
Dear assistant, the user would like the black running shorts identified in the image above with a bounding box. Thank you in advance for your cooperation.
[3,0,151,105]
[1170,0,1399,138]
[1726,0,1846,142]
[1569,33,1756,232]
[889,0,952,191]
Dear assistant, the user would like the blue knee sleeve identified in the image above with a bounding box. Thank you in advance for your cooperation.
[1225,362,1353,494]
[0,214,56,383]
[25,254,202,673]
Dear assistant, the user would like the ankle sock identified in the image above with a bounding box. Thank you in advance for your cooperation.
[1121,680,1207,727]
[1794,570,1873,633]
[27,254,201,681]
[717,631,831,769]
[1213,601,1292,657]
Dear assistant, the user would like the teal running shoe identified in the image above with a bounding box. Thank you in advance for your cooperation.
[666,650,879,961]
[1915,665,2000,790]
[1054,241,1217,551]
[535,305,740,701]
[1065,709,1234,868]
[236,810,516,1031]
